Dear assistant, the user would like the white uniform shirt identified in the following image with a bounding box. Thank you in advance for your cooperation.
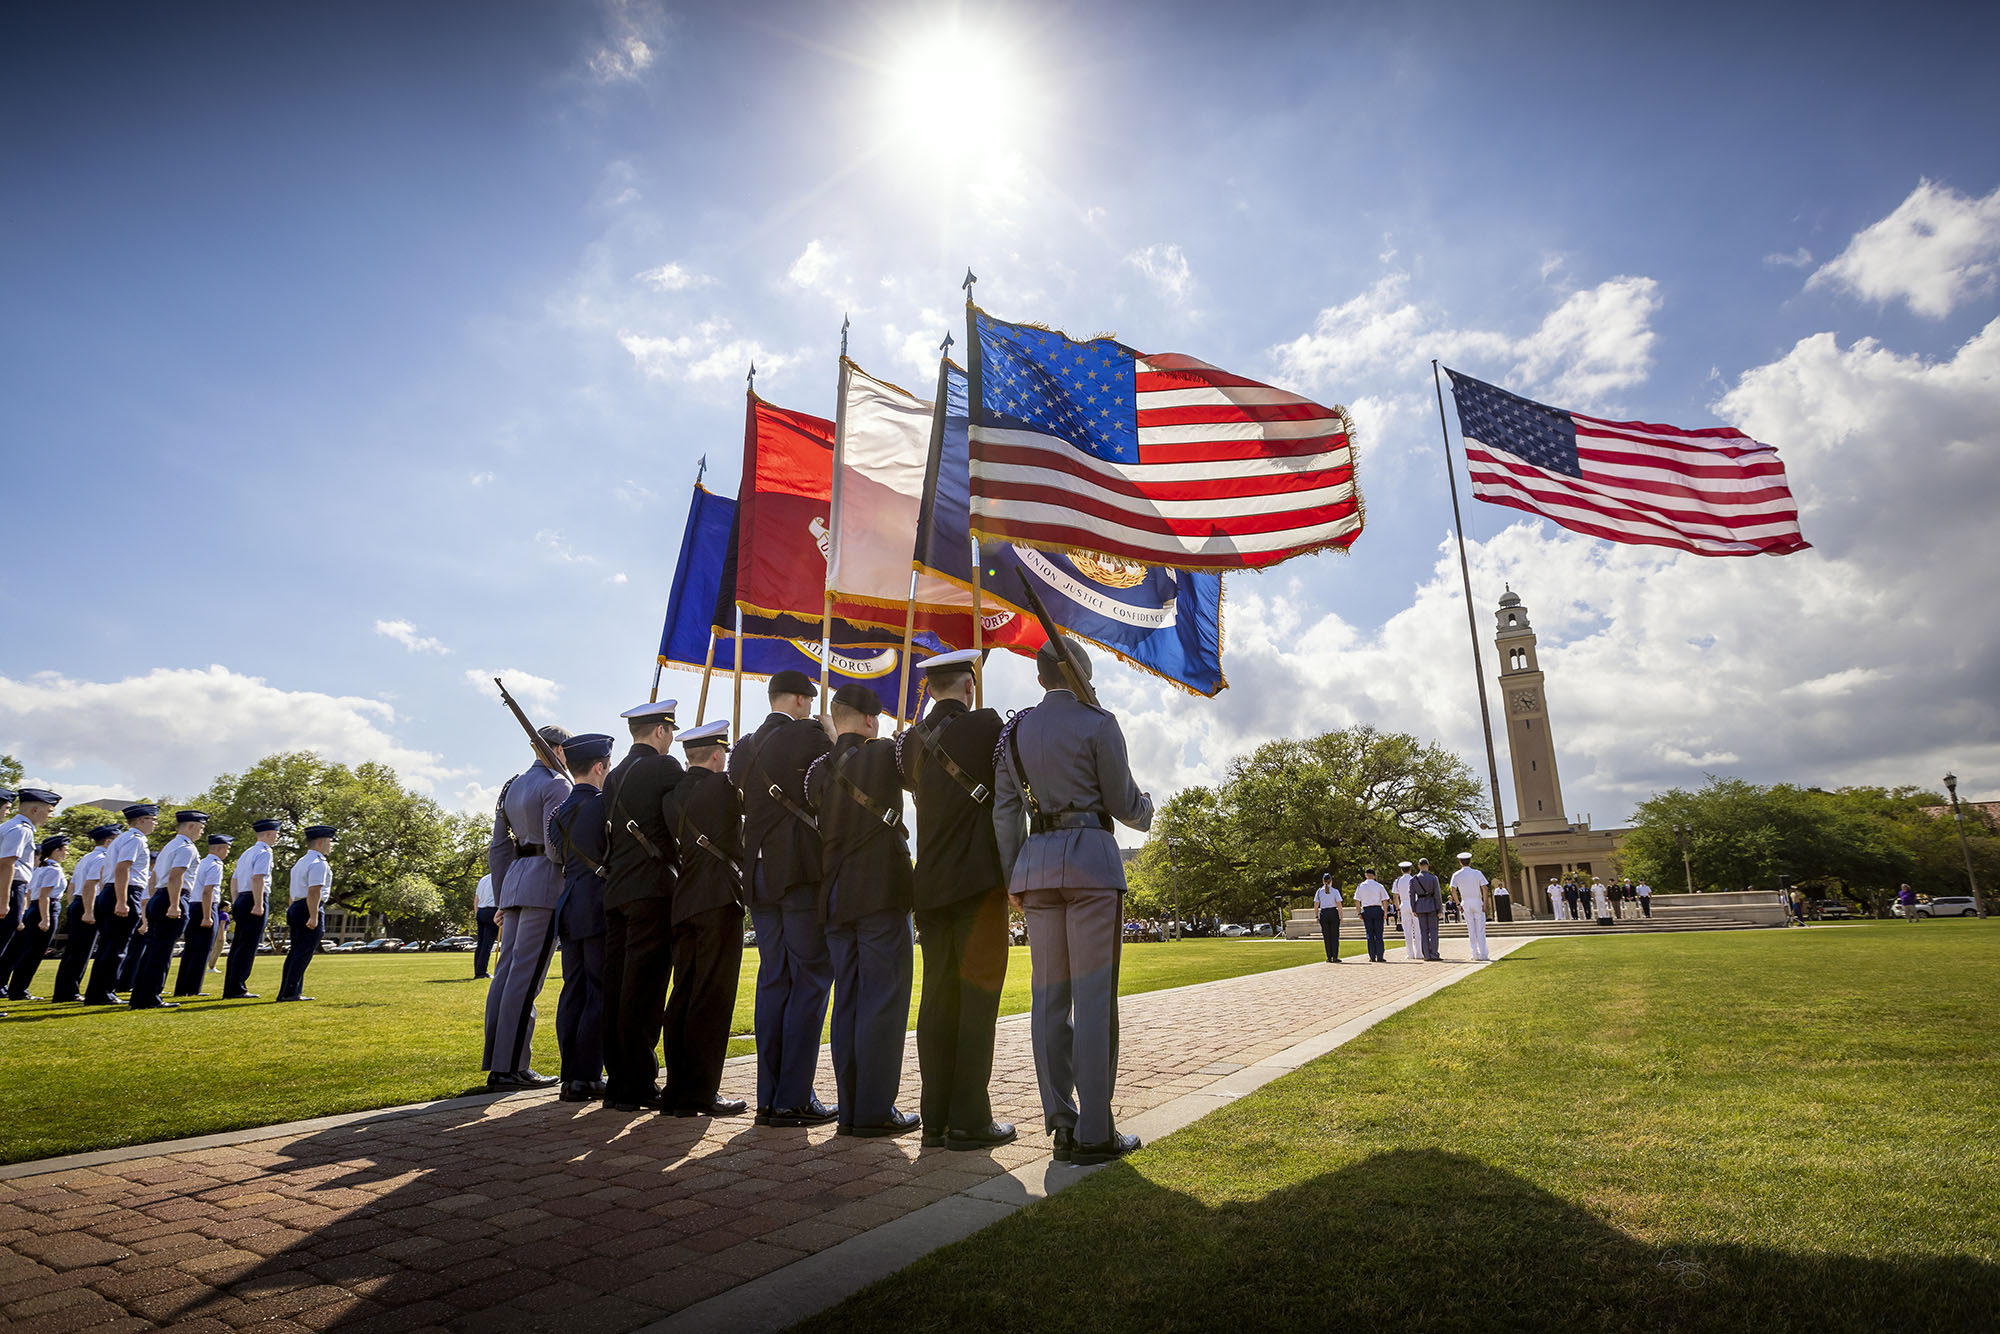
[195,854,226,904]
[30,861,66,908]
[0,814,35,885]
[1393,873,1414,910]
[1590,881,1610,916]
[290,849,331,900]
[232,841,274,896]
[110,827,153,892]
[1313,884,1344,911]
[1636,882,1652,897]
[1354,877,1390,908]
[155,834,199,902]
[475,873,496,909]
[70,847,109,903]
[1450,866,1490,916]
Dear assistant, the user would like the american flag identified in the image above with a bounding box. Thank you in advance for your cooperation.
[1445,369,1809,558]
[966,309,1362,571]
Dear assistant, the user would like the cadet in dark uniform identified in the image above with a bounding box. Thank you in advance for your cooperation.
[223,819,283,998]
[898,649,1016,1150]
[548,732,614,1102]
[5,833,69,999]
[50,824,119,1002]
[86,804,158,1004]
[130,809,207,1010]
[808,684,919,1138]
[731,669,837,1127]
[278,825,337,1001]
[173,834,231,997]
[600,701,683,1112]
[660,720,748,1118]
[994,639,1154,1166]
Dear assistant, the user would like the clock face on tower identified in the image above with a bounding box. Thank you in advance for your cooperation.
[1509,688,1539,715]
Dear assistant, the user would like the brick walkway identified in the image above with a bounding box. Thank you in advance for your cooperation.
[0,946,1500,1333]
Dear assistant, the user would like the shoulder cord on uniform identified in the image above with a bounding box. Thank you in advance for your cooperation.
[996,709,1042,822]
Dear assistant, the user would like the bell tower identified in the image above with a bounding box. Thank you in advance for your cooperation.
[1495,588,1568,835]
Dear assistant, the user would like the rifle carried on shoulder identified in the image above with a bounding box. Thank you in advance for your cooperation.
[1014,571,1100,709]
[494,677,571,779]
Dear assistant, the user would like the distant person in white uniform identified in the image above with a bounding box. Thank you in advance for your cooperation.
[1590,877,1612,924]
[1392,862,1418,959]
[1450,852,1491,962]
[1353,868,1390,962]
[1548,879,1568,921]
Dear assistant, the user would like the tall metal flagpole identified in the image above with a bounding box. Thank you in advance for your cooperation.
[1432,361,1520,911]
[962,269,985,708]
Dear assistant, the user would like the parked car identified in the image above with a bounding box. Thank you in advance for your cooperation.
[1917,896,1979,918]
[742,929,758,947]
[1217,924,1251,937]
[353,938,405,952]
[430,936,477,952]
[1811,900,1852,920]
[1250,922,1278,937]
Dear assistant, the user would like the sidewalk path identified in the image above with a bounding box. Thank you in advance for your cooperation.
[0,940,1522,1334]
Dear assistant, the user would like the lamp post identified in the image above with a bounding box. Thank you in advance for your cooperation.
[1942,773,1988,919]
[1166,835,1184,941]
[1672,823,1695,895]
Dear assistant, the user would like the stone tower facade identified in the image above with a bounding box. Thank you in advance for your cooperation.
[1494,589,1569,835]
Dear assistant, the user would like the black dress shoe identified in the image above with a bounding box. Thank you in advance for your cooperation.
[558,1081,597,1102]
[850,1109,922,1139]
[129,1000,179,1010]
[274,995,314,1002]
[920,1128,947,1148]
[670,1097,749,1119]
[1051,1127,1075,1163]
[768,1099,839,1128]
[223,991,259,999]
[488,1070,560,1091]
[947,1121,1018,1151]
[607,1088,664,1112]
[52,994,81,1004]
[755,1106,772,1126]
[1071,1132,1141,1166]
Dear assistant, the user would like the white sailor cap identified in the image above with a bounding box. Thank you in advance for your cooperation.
[679,720,730,749]
[1397,860,1414,869]
[1457,851,1473,860]
[619,700,678,721]
[917,648,982,676]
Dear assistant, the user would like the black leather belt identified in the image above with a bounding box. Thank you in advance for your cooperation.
[1044,811,1110,832]
[514,842,544,857]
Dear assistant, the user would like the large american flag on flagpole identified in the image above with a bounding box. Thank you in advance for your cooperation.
[966,307,1363,571]
[1445,369,1809,558]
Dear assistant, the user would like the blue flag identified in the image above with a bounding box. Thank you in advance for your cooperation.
[914,361,1226,696]
[658,486,934,720]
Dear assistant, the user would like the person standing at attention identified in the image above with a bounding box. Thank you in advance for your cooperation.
[222,819,281,998]
[1407,858,1444,962]
[1450,852,1491,963]
[86,804,156,1004]
[598,701,684,1113]
[173,833,231,996]
[49,824,118,1002]
[1353,868,1389,962]
[1393,861,1418,960]
[130,809,207,1010]
[473,872,498,979]
[547,732,615,1103]
[5,832,69,1000]
[1635,880,1652,917]
[1313,875,1344,963]
[483,725,573,1088]
[659,720,749,1119]
[278,826,337,1001]
[994,638,1153,1167]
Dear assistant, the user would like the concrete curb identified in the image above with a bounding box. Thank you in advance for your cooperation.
[645,937,1538,1334]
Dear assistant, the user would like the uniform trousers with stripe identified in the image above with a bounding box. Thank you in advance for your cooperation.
[825,900,914,1130]
[481,904,556,1073]
[662,904,745,1111]
[279,899,324,998]
[128,892,185,1008]
[51,896,97,1000]
[1022,885,1124,1146]
[223,893,265,996]
[174,909,219,995]
[748,877,833,1113]
[915,889,1008,1134]
[84,888,138,1002]
[2,897,54,997]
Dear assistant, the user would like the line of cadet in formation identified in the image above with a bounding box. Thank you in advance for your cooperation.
[0,789,340,1010]
[478,642,1156,1164]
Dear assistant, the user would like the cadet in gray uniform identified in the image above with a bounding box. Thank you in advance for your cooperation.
[483,724,573,1089]
[993,640,1153,1166]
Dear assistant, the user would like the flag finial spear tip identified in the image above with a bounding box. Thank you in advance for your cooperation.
[962,267,977,292]
[840,313,850,358]
[941,331,954,352]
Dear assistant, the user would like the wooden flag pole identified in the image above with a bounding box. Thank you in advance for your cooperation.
[731,610,745,738]
[694,634,717,723]
[1432,360,1521,913]
[896,571,919,732]
[648,661,664,705]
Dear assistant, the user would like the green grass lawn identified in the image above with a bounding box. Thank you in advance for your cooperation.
[0,936,1338,1165]
[801,922,2000,1333]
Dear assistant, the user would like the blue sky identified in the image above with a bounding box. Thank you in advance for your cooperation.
[4,0,1998,832]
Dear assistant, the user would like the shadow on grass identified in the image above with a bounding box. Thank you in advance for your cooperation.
[802,1148,2000,1333]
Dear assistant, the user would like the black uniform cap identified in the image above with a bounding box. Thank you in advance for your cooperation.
[831,684,883,716]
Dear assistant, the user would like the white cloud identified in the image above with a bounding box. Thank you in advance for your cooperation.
[614,480,655,506]
[786,239,840,294]
[465,669,561,713]
[586,0,666,83]
[1809,179,2000,317]
[609,572,628,585]
[535,529,600,567]
[1271,271,1662,407]
[1127,243,1193,303]
[883,306,955,381]
[1765,247,1814,269]
[373,619,450,655]
[618,320,792,384]
[0,666,468,800]
[635,262,713,292]
[469,471,495,487]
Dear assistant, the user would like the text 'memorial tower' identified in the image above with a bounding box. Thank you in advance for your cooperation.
[1494,588,1569,835]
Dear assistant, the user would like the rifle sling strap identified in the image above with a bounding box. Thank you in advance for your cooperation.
[911,717,990,804]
